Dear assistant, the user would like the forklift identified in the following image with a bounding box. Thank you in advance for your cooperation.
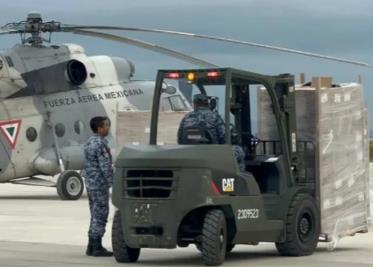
[111,68,320,266]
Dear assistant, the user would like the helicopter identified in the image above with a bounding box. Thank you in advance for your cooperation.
[0,12,370,200]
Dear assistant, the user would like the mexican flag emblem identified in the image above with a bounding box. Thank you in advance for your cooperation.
[0,120,22,149]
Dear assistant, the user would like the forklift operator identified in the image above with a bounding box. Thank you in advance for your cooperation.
[177,94,246,171]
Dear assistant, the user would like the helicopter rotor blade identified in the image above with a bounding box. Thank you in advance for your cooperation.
[62,25,371,68]
[0,28,20,35]
[72,29,219,68]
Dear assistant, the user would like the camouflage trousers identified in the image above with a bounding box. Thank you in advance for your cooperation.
[87,188,109,239]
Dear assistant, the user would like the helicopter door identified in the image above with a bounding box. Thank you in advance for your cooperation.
[0,133,12,177]
[0,56,7,79]
[0,101,13,178]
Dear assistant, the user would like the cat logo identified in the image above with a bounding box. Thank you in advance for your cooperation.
[222,178,235,192]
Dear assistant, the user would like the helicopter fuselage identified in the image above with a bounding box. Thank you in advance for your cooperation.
[0,43,189,183]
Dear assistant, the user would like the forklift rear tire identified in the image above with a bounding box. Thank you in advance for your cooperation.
[196,243,234,254]
[112,210,140,263]
[201,209,227,266]
[275,194,320,256]
[56,170,84,200]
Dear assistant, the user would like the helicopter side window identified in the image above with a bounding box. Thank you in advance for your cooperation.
[55,123,66,138]
[66,60,87,85]
[74,120,85,135]
[26,127,38,142]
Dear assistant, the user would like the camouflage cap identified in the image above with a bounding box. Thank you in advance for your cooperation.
[193,94,209,103]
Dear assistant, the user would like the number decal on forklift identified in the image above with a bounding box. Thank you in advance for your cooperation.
[237,209,259,220]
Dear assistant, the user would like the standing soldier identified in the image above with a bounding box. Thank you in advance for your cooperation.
[82,116,114,257]
[177,94,245,172]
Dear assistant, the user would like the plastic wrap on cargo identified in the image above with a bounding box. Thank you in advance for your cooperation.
[257,81,370,244]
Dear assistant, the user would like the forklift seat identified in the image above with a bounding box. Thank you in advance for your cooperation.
[179,126,217,145]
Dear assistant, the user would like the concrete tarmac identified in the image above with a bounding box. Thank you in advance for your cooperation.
[0,184,372,267]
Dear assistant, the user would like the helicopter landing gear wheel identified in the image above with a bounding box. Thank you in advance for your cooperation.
[56,170,84,200]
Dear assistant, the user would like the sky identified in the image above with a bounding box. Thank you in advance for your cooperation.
[1,0,373,128]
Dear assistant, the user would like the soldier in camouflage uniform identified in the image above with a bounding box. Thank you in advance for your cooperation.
[82,116,114,257]
[177,94,246,172]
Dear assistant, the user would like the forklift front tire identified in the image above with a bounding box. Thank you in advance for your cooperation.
[275,194,320,256]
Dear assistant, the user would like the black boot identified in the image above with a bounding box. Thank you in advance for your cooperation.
[86,237,93,256]
[91,237,113,257]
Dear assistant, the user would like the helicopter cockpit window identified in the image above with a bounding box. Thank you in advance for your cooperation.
[26,127,38,142]
[66,60,87,85]
[168,95,187,111]
[55,123,66,138]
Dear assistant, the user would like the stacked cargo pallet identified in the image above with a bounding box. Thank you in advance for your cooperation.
[257,76,370,244]
[116,111,187,146]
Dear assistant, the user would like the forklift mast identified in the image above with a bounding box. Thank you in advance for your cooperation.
[229,72,298,185]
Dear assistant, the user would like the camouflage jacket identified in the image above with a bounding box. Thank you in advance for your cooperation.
[177,107,225,144]
[82,135,113,190]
